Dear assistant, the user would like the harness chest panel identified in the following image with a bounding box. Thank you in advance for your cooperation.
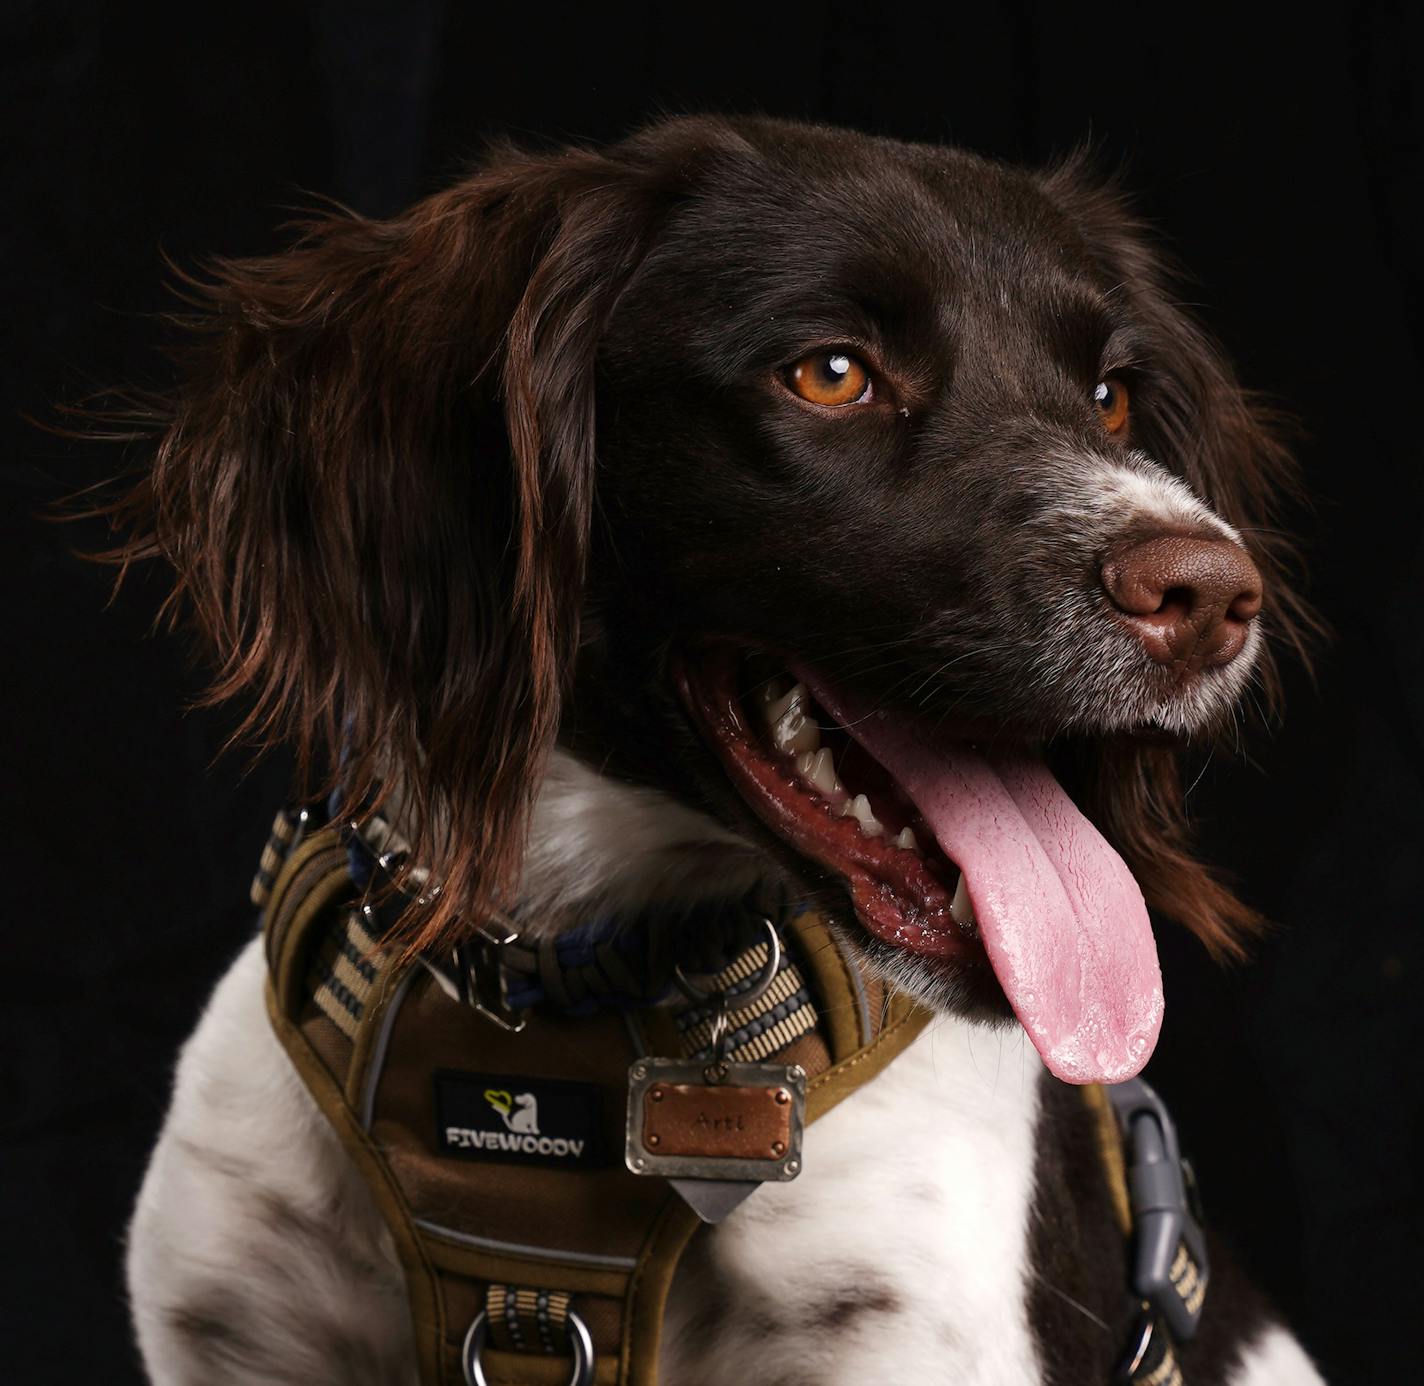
[257,813,1207,1386]
[261,824,932,1386]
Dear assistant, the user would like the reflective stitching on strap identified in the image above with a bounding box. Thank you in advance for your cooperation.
[674,933,818,1063]
[251,808,306,908]
[410,1218,639,1271]
[485,1283,572,1356]
[311,909,384,1040]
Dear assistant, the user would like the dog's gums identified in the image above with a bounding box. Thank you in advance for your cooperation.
[678,651,979,954]
[679,648,1164,1085]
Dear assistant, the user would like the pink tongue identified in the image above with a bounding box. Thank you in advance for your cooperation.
[808,683,1163,1083]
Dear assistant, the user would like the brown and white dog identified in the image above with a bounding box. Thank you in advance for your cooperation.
[117,116,1325,1383]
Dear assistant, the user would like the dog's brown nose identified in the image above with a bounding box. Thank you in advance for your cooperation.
[1101,536,1263,671]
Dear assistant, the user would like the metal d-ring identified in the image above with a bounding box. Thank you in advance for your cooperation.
[1117,1306,1155,1380]
[462,1307,594,1386]
[673,914,782,1011]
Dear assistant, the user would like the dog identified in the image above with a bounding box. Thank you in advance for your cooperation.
[115,115,1325,1383]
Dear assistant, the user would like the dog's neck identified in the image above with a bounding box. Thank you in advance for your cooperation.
[512,750,768,937]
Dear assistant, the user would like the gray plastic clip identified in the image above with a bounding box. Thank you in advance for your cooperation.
[1106,1077,1209,1343]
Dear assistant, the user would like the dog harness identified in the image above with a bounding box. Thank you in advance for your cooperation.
[255,807,1208,1386]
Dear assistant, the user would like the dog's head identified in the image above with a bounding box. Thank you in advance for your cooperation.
[109,116,1310,1082]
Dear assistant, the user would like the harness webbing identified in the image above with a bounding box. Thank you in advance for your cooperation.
[257,810,1207,1386]
[261,821,930,1384]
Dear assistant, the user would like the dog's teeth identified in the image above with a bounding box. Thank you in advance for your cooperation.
[755,675,791,708]
[894,827,919,852]
[775,710,821,755]
[762,682,806,725]
[857,802,885,836]
[950,873,976,928]
[795,750,817,779]
[838,793,883,836]
[807,747,839,796]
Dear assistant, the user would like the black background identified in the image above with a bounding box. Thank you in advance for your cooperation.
[4,3,1421,1382]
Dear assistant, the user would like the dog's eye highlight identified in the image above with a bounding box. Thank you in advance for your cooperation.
[785,351,873,407]
[1094,378,1130,434]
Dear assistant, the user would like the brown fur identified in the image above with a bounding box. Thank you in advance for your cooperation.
[79,116,1314,962]
[86,135,712,956]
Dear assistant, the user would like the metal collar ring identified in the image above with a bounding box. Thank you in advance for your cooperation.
[673,915,781,1010]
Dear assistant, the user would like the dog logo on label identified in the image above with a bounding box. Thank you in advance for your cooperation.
[483,1088,540,1135]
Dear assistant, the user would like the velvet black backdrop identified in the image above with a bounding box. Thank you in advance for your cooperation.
[4,3,1421,1382]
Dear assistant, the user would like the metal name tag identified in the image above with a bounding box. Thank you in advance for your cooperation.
[625,1058,806,1185]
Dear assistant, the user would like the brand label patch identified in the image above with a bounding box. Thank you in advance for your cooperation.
[434,1071,604,1169]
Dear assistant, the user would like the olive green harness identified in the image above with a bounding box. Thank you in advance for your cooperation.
[257,812,1205,1386]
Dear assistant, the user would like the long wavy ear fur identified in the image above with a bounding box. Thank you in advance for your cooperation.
[86,129,1317,965]
[1042,152,1323,960]
[89,140,686,957]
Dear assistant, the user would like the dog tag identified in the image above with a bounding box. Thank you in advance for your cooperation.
[624,1058,806,1222]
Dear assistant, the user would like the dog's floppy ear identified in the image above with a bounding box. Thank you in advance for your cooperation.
[1042,156,1322,959]
[99,141,684,955]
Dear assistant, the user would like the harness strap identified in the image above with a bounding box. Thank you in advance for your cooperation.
[257,813,1207,1385]
[261,822,929,1385]
[483,1284,575,1355]
[1084,1082,1134,1237]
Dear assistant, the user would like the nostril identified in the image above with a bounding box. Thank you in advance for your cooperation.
[1228,586,1263,623]
[1101,534,1264,671]
[1130,590,1192,634]
[1160,586,1194,617]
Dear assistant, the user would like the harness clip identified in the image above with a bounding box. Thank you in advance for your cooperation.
[1107,1077,1210,1344]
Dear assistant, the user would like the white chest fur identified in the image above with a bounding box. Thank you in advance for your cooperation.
[660,1022,1047,1386]
[128,936,1324,1385]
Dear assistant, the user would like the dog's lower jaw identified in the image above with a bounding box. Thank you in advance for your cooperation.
[857,936,1016,1025]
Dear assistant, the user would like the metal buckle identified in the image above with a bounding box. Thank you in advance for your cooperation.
[672,916,782,1019]
[452,922,528,1033]
[1114,1306,1185,1385]
[1106,1078,1209,1343]
[461,1307,593,1386]
[1117,1308,1156,1380]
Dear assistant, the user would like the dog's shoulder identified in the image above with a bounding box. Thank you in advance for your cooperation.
[662,1022,1048,1384]
[125,937,415,1386]
[1030,1070,1327,1385]
[129,944,1325,1384]
[662,1023,1326,1386]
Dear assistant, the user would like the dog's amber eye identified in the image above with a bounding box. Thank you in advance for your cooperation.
[785,351,873,407]
[1094,377,1130,434]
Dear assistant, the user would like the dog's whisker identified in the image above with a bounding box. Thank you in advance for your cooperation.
[1027,1271,1112,1333]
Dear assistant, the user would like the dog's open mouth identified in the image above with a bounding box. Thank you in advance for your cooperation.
[678,648,1165,1084]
